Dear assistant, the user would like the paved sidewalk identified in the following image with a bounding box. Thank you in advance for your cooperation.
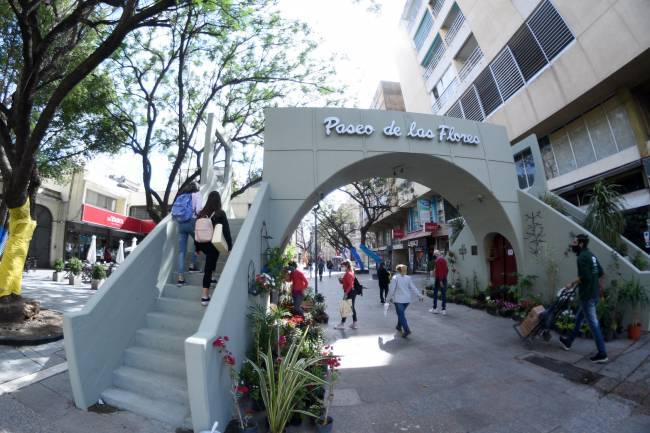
[317,272,650,433]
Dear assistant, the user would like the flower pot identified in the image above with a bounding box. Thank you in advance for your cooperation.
[52,271,65,282]
[316,416,333,433]
[239,421,259,433]
[628,323,642,340]
[91,279,104,290]
[69,275,82,285]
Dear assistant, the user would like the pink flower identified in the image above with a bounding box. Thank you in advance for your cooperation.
[223,336,230,341]
[224,354,236,365]
[278,335,287,347]
[213,337,225,348]
[235,385,249,394]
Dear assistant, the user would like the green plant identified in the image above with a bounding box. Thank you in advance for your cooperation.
[539,192,565,214]
[68,258,83,276]
[91,264,107,280]
[584,181,625,251]
[472,271,480,296]
[449,218,465,245]
[247,329,328,433]
[617,279,649,325]
[53,259,65,272]
[631,252,648,271]
[264,246,294,293]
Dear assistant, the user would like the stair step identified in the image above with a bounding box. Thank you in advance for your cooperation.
[114,365,188,403]
[162,284,204,301]
[124,346,186,378]
[146,312,201,333]
[182,272,220,287]
[101,387,190,428]
[155,297,206,316]
[135,327,187,354]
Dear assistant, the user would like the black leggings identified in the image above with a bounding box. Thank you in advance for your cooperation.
[342,291,357,323]
[196,242,219,288]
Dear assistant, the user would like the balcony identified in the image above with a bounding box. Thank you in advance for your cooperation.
[432,77,459,113]
[458,45,484,83]
[429,0,444,17]
[423,41,446,79]
[443,9,465,47]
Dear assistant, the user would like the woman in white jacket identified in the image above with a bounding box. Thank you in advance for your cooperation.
[387,264,423,338]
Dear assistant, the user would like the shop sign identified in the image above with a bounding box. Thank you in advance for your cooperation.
[323,116,480,145]
[82,204,155,233]
[407,240,419,247]
[393,228,405,239]
[424,222,440,232]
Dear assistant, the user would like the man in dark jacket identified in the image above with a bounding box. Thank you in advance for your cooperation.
[560,234,607,363]
[377,262,390,303]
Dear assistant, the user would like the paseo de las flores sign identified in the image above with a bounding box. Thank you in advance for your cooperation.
[323,116,480,145]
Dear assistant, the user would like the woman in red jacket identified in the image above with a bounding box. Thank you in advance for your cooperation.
[334,260,358,330]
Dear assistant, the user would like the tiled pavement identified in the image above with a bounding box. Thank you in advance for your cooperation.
[1,270,649,432]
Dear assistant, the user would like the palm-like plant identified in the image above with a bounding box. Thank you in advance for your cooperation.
[584,181,625,251]
[248,329,327,433]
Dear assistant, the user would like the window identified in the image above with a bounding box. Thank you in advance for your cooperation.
[413,11,433,51]
[439,0,573,121]
[432,65,456,99]
[539,98,639,179]
[128,206,150,220]
[422,35,445,77]
[514,148,535,189]
[86,190,116,212]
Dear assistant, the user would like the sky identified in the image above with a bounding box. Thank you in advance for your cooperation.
[86,0,404,192]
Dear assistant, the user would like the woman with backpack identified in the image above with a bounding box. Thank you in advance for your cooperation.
[172,182,202,285]
[194,191,232,305]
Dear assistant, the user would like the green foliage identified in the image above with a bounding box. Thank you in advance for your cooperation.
[584,181,625,251]
[631,252,648,271]
[68,258,83,276]
[449,218,465,245]
[539,192,565,214]
[264,246,294,291]
[618,279,649,324]
[91,264,107,280]
[53,259,65,272]
[247,329,327,433]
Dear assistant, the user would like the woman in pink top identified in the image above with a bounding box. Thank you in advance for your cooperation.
[334,260,358,330]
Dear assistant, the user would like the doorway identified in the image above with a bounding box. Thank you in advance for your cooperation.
[489,233,517,286]
[28,204,53,267]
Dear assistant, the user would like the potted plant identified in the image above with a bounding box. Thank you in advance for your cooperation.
[316,347,340,433]
[213,336,259,433]
[90,264,107,290]
[247,329,327,433]
[52,259,65,282]
[617,279,648,340]
[67,258,83,285]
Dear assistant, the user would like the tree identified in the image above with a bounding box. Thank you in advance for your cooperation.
[110,0,340,221]
[315,203,356,254]
[338,178,410,245]
[0,0,180,300]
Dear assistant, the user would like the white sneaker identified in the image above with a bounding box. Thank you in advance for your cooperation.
[333,324,345,330]
[429,308,439,314]
[441,309,446,316]
[349,322,358,329]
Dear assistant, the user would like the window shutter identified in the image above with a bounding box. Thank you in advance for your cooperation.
[460,86,484,121]
[490,48,524,101]
[474,68,502,116]
[509,25,547,81]
[446,101,464,119]
[527,0,573,60]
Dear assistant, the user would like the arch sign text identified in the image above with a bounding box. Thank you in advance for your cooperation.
[323,116,480,145]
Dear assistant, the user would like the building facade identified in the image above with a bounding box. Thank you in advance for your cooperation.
[397,0,650,248]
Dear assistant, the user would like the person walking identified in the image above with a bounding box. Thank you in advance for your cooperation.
[559,234,608,363]
[388,264,423,338]
[326,259,333,278]
[317,257,325,282]
[377,262,390,304]
[103,247,113,263]
[172,182,202,285]
[194,191,232,306]
[429,250,449,315]
[334,260,359,330]
[286,261,308,316]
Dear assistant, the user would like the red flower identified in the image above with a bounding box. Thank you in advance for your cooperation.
[213,337,225,348]
[224,354,236,365]
[278,335,287,347]
[224,336,230,341]
[235,385,249,394]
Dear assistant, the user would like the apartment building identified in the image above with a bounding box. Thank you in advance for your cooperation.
[397,0,650,248]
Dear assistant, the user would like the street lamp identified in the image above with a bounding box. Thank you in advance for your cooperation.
[313,203,320,294]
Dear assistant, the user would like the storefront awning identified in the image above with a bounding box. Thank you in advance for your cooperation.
[81,204,155,234]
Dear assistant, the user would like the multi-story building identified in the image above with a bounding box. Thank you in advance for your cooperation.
[371,81,407,111]
[397,0,650,248]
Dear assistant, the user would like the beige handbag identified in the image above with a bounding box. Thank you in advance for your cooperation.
[211,223,228,254]
[339,299,352,318]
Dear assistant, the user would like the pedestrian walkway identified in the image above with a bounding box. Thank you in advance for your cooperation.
[319,272,650,433]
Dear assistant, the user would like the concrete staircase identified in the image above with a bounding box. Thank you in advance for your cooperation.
[100,219,244,427]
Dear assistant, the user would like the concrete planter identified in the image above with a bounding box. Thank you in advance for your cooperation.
[69,275,82,285]
[316,416,333,433]
[52,271,65,282]
[91,279,104,290]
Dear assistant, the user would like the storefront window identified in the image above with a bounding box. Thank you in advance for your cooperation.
[86,190,117,212]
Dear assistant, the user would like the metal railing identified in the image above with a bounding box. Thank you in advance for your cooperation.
[423,43,446,79]
[458,45,484,82]
[432,77,459,113]
[444,10,465,46]
[431,0,445,17]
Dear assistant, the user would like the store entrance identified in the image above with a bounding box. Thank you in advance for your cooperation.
[488,233,518,287]
[28,205,52,267]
